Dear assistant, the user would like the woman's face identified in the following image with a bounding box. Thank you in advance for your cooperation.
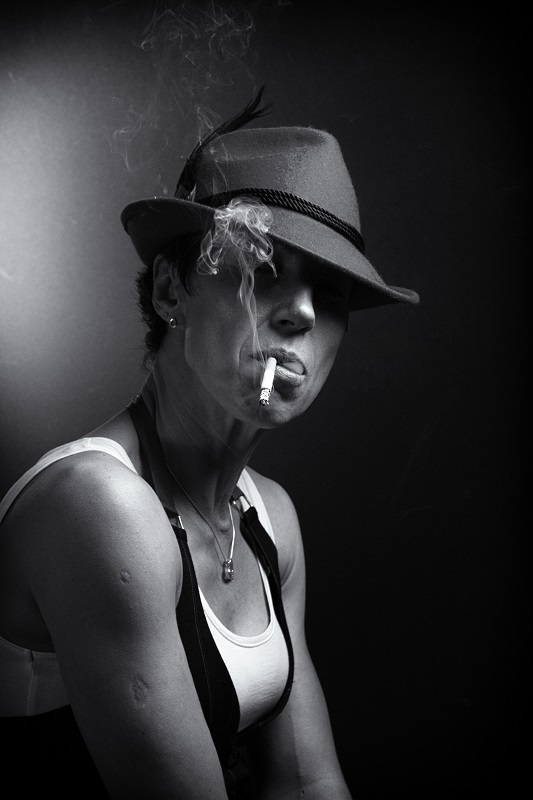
[173,241,353,428]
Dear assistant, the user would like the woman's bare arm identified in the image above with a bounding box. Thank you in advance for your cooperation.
[21,451,229,799]
[244,470,353,800]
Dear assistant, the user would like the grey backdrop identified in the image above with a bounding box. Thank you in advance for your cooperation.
[0,1,529,797]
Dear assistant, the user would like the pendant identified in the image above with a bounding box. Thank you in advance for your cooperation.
[223,558,234,582]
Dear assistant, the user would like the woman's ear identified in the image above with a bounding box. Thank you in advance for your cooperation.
[152,253,186,326]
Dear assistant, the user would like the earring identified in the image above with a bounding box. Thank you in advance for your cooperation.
[168,318,177,329]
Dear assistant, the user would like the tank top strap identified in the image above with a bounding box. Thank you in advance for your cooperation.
[0,438,136,526]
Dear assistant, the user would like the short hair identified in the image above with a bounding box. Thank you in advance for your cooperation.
[135,233,203,370]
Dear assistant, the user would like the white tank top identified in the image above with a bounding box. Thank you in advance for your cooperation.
[0,438,289,731]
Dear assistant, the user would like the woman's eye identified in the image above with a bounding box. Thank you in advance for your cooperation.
[315,282,345,300]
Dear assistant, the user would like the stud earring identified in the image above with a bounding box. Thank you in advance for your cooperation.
[168,318,177,329]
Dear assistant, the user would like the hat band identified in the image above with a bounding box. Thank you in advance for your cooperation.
[196,188,366,255]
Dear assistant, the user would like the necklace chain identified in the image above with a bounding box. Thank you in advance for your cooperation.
[165,461,237,583]
[150,398,237,582]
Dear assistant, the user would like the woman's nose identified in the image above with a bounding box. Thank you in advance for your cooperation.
[271,283,316,334]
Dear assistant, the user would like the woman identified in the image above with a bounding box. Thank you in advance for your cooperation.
[0,94,418,798]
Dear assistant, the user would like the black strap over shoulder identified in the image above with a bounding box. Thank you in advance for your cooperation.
[127,397,240,758]
[232,491,295,729]
[127,396,294,774]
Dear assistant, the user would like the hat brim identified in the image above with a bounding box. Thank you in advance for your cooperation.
[121,197,419,311]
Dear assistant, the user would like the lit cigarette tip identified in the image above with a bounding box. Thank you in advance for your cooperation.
[259,357,277,405]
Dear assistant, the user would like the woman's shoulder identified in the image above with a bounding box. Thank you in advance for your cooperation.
[0,443,182,651]
[6,444,179,584]
[244,466,298,519]
[23,444,155,519]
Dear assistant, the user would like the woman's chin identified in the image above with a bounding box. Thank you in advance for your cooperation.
[248,389,313,429]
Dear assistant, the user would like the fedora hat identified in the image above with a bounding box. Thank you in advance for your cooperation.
[121,110,419,310]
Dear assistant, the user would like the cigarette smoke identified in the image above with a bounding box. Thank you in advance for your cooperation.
[106,2,257,177]
[198,196,276,366]
[107,4,282,377]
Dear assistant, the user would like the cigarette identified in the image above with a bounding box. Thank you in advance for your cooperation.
[259,357,277,405]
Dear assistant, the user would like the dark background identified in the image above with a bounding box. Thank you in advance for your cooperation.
[0,1,529,797]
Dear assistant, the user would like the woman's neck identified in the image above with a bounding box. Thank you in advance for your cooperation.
[140,357,263,531]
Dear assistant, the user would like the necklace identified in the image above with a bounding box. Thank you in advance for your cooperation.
[165,461,237,583]
[222,508,236,582]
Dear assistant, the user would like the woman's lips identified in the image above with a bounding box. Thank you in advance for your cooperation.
[259,350,306,374]
[274,362,305,386]
[279,360,304,375]
[253,351,306,391]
